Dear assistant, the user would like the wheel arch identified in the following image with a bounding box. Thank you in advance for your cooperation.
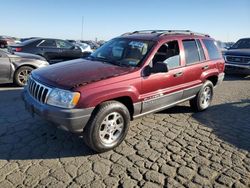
[206,75,218,86]
[93,96,135,120]
[14,64,36,74]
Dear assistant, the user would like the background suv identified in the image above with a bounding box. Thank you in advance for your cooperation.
[23,30,225,152]
[9,38,83,63]
[224,38,250,75]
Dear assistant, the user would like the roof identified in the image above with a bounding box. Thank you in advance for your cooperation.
[120,30,210,41]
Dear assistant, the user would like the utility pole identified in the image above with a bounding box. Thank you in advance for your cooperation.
[81,16,84,40]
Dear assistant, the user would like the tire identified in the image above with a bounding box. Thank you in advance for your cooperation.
[189,80,214,112]
[14,66,34,87]
[83,101,130,153]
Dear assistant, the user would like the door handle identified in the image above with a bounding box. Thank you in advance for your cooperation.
[202,65,209,70]
[173,72,183,77]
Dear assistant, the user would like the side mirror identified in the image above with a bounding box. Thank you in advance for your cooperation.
[143,62,168,77]
[152,62,169,73]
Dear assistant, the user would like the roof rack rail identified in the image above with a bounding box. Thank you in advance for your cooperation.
[121,30,210,37]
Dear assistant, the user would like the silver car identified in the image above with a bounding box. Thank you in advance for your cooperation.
[0,50,49,86]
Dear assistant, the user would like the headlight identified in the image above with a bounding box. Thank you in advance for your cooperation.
[47,88,80,108]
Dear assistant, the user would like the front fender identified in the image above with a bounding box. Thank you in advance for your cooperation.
[76,86,140,108]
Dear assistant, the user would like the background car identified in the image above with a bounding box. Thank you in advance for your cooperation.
[0,36,15,48]
[8,38,83,63]
[224,38,250,75]
[0,50,49,86]
[80,40,100,49]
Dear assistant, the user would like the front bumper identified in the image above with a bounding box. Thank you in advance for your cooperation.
[225,63,250,74]
[22,89,94,133]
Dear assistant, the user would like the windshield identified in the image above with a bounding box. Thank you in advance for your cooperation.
[231,39,250,49]
[89,38,154,67]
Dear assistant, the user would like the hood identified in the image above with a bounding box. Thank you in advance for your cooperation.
[224,49,250,56]
[32,58,134,89]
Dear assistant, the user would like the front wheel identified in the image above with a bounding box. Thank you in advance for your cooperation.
[83,101,130,153]
[14,66,34,87]
[190,80,214,111]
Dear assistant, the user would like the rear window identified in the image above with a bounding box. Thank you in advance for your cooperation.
[183,40,200,65]
[20,38,40,45]
[202,39,221,60]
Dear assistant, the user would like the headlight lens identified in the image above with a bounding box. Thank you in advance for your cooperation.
[47,88,80,108]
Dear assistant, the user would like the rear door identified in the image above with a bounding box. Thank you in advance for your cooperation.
[141,40,186,113]
[180,39,210,99]
[0,51,11,82]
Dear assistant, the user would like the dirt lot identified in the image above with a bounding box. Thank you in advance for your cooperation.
[0,75,249,188]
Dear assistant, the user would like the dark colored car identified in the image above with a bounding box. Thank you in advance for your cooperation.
[0,50,48,86]
[23,30,225,152]
[20,37,39,43]
[9,38,83,63]
[224,38,250,75]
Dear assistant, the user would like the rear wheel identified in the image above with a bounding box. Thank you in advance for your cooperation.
[83,101,130,152]
[190,80,214,111]
[14,66,33,87]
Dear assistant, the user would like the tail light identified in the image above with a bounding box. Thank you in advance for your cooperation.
[15,47,22,52]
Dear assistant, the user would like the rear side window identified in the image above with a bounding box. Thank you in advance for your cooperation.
[196,39,206,61]
[38,40,57,48]
[183,40,200,65]
[202,39,221,60]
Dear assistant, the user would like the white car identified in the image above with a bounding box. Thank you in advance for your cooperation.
[75,42,93,53]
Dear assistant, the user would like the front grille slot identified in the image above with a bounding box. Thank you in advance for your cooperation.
[226,56,250,64]
[27,77,51,104]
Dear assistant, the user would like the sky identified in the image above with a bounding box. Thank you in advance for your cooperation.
[1,0,250,42]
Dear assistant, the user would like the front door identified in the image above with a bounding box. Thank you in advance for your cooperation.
[141,40,185,113]
[56,40,82,60]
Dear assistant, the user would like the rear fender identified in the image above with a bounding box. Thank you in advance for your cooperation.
[200,68,219,83]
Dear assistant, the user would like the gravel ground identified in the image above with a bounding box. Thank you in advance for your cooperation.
[0,74,249,188]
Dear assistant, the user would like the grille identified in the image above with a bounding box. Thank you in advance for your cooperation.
[27,77,51,103]
[226,56,250,64]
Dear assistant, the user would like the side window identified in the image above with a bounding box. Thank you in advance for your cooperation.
[56,40,73,49]
[38,40,56,48]
[182,40,200,65]
[196,39,206,61]
[202,39,221,60]
[152,40,180,69]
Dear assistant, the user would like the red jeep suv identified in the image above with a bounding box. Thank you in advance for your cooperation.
[23,30,225,152]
